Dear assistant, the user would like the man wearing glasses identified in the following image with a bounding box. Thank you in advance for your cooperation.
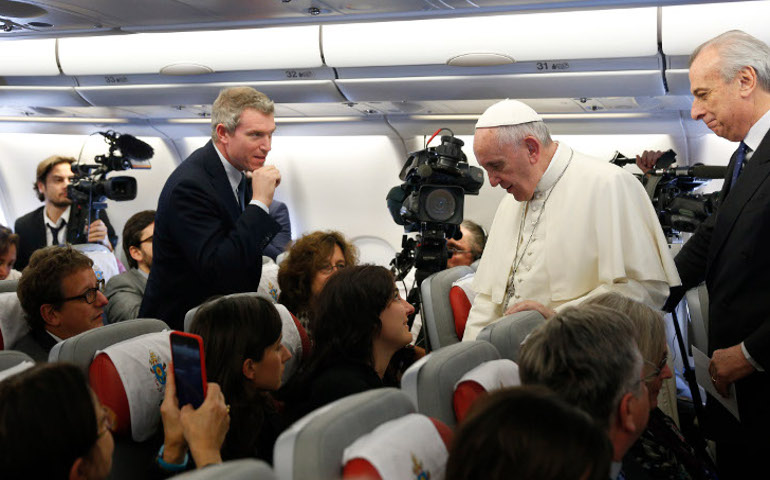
[446,220,486,269]
[104,210,154,324]
[15,246,108,362]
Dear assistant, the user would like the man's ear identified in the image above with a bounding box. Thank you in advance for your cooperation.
[36,180,46,197]
[68,457,87,480]
[738,65,758,98]
[215,123,230,145]
[617,392,639,433]
[40,303,60,327]
[128,245,143,264]
[523,136,541,164]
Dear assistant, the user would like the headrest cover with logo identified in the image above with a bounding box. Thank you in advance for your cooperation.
[453,359,520,422]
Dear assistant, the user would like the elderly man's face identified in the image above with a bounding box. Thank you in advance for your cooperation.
[689,46,755,142]
[474,128,539,201]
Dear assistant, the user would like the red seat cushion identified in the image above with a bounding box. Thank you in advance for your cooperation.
[341,417,453,480]
[89,352,131,436]
[450,285,472,340]
[290,312,312,361]
[453,380,487,423]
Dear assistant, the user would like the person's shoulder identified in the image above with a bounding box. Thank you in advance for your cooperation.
[14,331,50,363]
[14,206,44,229]
[105,269,142,289]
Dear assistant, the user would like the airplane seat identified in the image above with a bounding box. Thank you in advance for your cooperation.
[448,272,477,341]
[184,291,277,332]
[476,310,546,362]
[685,283,709,353]
[87,329,173,480]
[0,278,18,293]
[420,266,474,351]
[72,243,121,283]
[470,259,481,271]
[0,350,34,377]
[168,459,276,479]
[0,291,29,351]
[260,255,281,303]
[276,252,288,266]
[341,413,453,480]
[400,340,499,428]
[452,358,520,423]
[274,388,448,480]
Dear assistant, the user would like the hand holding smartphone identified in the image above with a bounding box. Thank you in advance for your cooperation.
[169,332,207,409]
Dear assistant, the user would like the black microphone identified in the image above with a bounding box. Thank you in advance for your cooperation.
[100,131,154,161]
[651,164,727,179]
[386,185,408,226]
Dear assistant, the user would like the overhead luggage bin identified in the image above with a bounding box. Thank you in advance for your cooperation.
[323,8,658,68]
[58,26,323,76]
[0,38,60,76]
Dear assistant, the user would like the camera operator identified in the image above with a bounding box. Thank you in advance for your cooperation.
[446,220,486,268]
[462,99,681,341]
[14,156,117,271]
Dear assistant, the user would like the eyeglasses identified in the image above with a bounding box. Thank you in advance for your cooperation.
[57,278,105,305]
[318,263,346,275]
[447,246,471,255]
[643,353,668,382]
[139,235,153,244]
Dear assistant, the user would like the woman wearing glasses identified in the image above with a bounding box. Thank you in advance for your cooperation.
[585,293,719,480]
[277,230,358,332]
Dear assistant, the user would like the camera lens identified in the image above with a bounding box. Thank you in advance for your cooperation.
[425,188,456,222]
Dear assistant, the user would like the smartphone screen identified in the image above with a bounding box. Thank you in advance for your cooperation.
[170,332,207,408]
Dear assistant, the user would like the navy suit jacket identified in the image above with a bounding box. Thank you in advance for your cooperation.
[264,200,291,260]
[14,204,118,271]
[675,127,770,438]
[140,141,280,329]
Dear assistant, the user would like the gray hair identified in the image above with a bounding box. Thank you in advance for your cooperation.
[519,305,643,431]
[583,293,667,377]
[494,121,553,150]
[690,30,770,92]
[210,86,275,143]
[461,220,486,261]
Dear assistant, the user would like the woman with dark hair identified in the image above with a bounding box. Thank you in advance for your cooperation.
[190,295,292,464]
[0,363,228,479]
[277,230,358,328]
[446,386,612,480]
[0,224,21,280]
[290,265,414,416]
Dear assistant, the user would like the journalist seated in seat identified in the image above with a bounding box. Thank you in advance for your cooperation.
[190,295,291,464]
[15,246,108,361]
[584,293,719,480]
[287,265,415,418]
[277,230,358,331]
[0,225,21,281]
[447,386,612,480]
[0,362,229,480]
[446,220,486,269]
[104,210,155,323]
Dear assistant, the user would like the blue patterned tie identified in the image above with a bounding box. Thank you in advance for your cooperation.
[730,141,749,189]
[237,173,247,212]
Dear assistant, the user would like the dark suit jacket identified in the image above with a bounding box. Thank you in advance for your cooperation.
[674,127,770,438]
[264,200,291,260]
[104,268,147,324]
[14,328,57,363]
[13,204,118,270]
[139,141,280,329]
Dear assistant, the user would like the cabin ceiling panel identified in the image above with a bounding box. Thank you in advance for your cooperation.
[336,70,665,102]
[665,69,690,96]
[0,87,89,106]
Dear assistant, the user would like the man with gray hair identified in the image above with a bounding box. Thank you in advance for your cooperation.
[140,87,282,329]
[638,30,770,476]
[519,305,650,479]
[462,99,679,340]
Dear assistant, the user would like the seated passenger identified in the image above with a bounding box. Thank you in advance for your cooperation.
[518,305,650,480]
[104,210,155,323]
[15,246,108,361]
[446,220,486,268]
[189,295,291,464]
[585,293,719,480]
[446,386,612,480]
[0,225,21,281]
[277,230,358,330]
[0,362,228,479]
[288,265,415,417]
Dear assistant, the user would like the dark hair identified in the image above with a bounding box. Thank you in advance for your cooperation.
[461,220,486,261]
[277,230,358,318]
[17,246,94,333]
[121,210,155,269]
[446,386,612,480]
[0,224,19,257]
[308,265,394,372]
[34,155,74,202]
[190,294,283,460]
[0,363,99,479]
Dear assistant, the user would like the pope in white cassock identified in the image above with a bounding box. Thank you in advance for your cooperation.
[462,99,681,341]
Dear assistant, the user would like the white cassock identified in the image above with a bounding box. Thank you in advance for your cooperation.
[462,142,681,341]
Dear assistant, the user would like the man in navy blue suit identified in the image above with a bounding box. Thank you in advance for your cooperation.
[140,87,281,329]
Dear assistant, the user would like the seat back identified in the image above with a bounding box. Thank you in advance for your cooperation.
[0,291,28,350]
[169,459,276,479]
[184,291,275,332]
[448,272,476,340]
[420,266,474,351]
[477,310,545,362]
[0,350,34,374]
[0,278,18,293]
[686,283,709,353]
[72,243,120,283]
[274,388,415,480]
[401,340,499,427]
[453,359,520,423]
[48,318,169,374]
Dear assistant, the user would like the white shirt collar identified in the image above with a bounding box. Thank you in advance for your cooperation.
[44,205,70,228]
[744,108,770,155]
[535,142,569,193]
[46,330,63,343]
[214,143,245,194]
